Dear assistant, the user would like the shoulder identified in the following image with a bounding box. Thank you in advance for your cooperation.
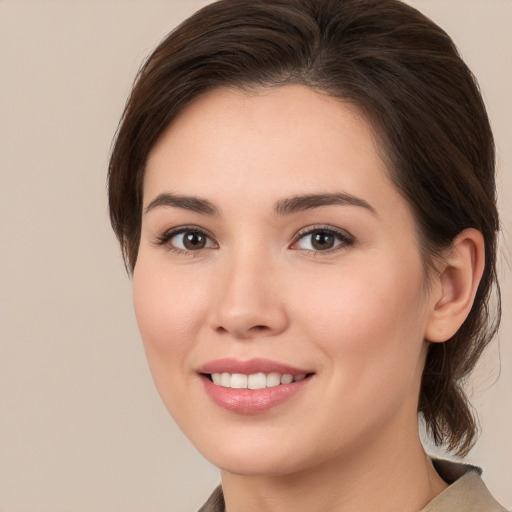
[422,458,508,512]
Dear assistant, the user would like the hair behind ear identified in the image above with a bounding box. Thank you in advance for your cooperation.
[420,228,498,455]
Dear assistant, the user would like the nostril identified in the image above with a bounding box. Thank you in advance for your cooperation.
[252,325,269,331]
[216,324,268,332]
[211,302,288,338]
[214,323,272,338]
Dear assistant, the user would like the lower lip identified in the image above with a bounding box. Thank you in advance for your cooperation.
[200,375,312,414]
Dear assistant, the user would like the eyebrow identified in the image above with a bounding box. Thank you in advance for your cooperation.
[274,192,377,216]
[144,193,218,215]
[144,191,376,217]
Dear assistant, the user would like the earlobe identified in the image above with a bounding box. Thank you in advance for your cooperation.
[425,228,485,343]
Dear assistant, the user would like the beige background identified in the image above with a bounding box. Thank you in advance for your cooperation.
[0,1,510,510]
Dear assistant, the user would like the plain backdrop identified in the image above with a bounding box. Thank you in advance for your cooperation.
[0,1,511,510]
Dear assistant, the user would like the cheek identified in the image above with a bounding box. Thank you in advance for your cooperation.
[131,259,212,425]
[291,256,429,379]
[292,262,429,442]
[132,259,206,370]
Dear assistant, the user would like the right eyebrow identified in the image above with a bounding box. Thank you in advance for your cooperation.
[274,192,377,216]
[144,193,218,216]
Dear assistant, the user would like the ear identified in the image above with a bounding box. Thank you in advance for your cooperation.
[425,228,485,343]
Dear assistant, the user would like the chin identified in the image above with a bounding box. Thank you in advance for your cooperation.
[189,429,307,477]
[212,452,303,478]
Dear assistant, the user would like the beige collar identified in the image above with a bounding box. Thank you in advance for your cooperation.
[421,458,507,511]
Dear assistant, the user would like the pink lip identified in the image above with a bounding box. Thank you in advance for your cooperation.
[197,357,311,376]
[196,358,314,414]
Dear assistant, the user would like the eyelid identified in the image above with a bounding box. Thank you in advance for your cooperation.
[152,223,353,255]
[290,224,355,253]
[153,225,218,253]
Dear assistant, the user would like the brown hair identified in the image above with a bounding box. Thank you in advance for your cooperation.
[108,0,500,456]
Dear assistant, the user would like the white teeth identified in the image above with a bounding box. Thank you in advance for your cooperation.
[280,374,293,384]
[220,372,231,387]
[230,373,248,389]
[209,372,308,389]
[266,372,281,388]
[248,373,267,390]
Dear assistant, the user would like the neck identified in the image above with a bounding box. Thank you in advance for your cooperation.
[220,420,447,512]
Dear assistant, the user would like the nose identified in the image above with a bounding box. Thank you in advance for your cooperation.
[209,251,288,340]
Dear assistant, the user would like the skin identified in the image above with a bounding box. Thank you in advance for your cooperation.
[133,86,483,511]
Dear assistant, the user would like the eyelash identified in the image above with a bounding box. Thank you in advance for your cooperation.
[154,226,218,256]
[290,225,355,255]
[154,224,354,256]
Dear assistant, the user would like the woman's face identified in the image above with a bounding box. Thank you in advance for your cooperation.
[134,86,438,476]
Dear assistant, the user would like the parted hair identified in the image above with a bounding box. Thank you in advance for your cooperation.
[108,0,500,456]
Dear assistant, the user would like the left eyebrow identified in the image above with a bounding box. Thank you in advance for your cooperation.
[144,193,218,215]
[274,192,377,216]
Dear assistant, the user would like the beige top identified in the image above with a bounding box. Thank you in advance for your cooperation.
[198,458,508,512]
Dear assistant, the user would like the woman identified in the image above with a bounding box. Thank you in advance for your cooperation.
[108,0,506,510]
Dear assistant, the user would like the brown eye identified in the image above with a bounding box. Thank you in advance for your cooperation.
[293,227,353,252]
[163,228,215,252]
[182,231,207,250]
[311,231,336,250]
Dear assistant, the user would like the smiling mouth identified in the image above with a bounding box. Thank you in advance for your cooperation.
[204,372,313,389]
[198,360,315,413]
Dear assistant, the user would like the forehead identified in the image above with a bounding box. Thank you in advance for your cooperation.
[144,85,397,214]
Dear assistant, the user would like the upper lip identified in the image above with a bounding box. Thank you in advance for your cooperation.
[196,358,313,376]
